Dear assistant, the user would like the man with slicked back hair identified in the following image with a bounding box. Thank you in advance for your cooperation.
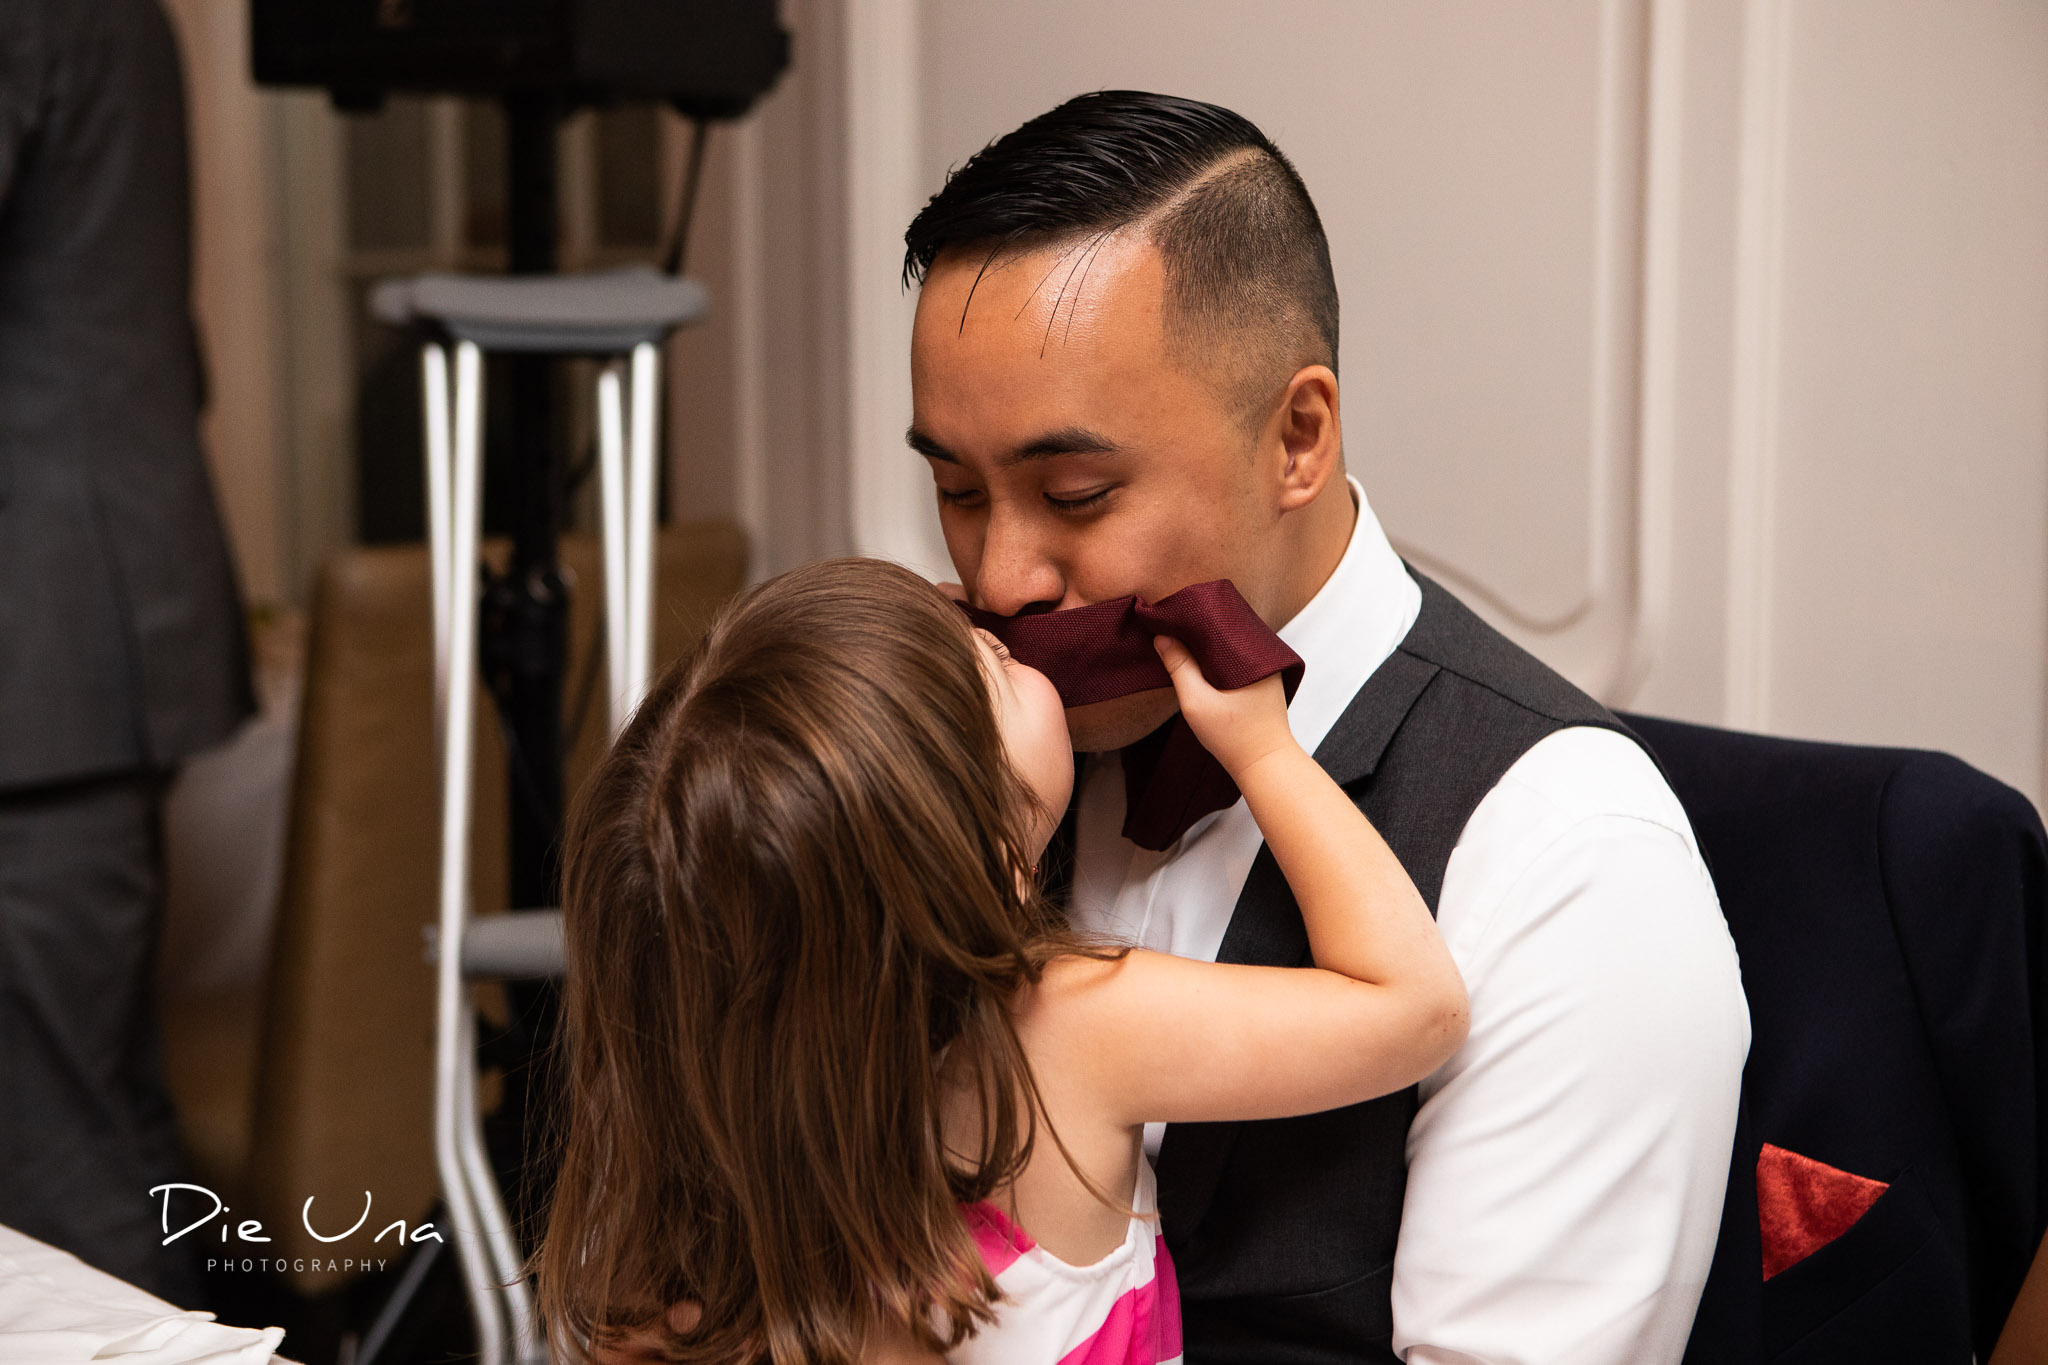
[901,91,1748,1364]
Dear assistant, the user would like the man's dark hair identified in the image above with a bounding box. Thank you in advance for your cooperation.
[903,91,1339,426]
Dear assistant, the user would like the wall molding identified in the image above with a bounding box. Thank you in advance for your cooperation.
[1583,0,1635,632]
[1394,0,1675,708]
[1723,0,1792,729]
[1604,0,1687,705]
[1393,0,1643,656]
[842,0,951,581]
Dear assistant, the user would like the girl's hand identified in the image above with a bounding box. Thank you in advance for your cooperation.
[1152,635,1298,779]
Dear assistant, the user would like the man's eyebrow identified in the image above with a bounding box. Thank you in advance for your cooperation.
[906,427,954,463]
[907,424,1122,468]
[1008,426,1120,465]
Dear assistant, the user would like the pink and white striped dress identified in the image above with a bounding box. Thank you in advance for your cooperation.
[952,1160,1183,1365]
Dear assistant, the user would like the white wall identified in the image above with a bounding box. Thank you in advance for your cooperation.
[1749,0,2048,796]
[165,0,2048,808]
[881,0,2048,806]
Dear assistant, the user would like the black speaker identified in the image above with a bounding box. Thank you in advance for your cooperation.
[251,0,789,117]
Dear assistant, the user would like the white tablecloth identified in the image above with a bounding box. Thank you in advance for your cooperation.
[0,1225,288,1364]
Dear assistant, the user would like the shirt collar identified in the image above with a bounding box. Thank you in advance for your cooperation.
[1276,476,1423,758]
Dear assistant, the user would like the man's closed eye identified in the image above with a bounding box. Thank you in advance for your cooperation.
[1045,487,1114,513]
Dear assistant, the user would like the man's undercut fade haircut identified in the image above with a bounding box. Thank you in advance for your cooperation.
[903,91,1339,427]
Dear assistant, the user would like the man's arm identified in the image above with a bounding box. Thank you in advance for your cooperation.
[1391,729,1749,1364]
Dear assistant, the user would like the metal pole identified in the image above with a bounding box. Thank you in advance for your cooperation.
[490,93,567,1364]
[498,91,568,914]
[597,362,631,735]
[423,344,453,712]
[625,341,659,714]
[430,340,507,1365]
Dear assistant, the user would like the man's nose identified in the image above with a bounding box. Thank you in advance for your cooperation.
[973,509,1065,617]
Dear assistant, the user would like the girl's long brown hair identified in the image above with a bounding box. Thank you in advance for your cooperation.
[535,557,1100,1364]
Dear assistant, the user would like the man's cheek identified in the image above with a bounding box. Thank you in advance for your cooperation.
[935,510,981,575]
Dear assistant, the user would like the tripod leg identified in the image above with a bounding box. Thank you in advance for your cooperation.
[353,1230,447,1365]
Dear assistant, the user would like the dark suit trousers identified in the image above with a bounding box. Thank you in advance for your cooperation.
[0,769,198,1304]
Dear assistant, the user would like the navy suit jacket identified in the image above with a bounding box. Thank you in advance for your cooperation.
[1625,716,2048,1363]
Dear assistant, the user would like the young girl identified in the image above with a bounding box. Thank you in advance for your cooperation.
[535,557,1467,1365]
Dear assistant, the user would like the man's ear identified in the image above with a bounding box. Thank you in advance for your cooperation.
[1271,364,1341,512]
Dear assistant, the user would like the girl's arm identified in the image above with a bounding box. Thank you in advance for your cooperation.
[1018,637,1468,1127]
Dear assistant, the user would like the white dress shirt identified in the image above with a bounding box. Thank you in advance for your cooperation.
[1069,480,1751,1364]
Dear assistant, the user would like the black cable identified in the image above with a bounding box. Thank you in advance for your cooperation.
[662,116,712,275]
[479,569,562,839]
[494,705,557,838]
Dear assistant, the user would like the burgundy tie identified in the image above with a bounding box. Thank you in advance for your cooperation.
[961,581,1303,851]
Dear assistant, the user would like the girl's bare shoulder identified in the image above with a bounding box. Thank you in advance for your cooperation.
[1009,948,1138,1030]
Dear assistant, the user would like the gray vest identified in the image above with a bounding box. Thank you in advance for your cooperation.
[1050,570,1638,1363]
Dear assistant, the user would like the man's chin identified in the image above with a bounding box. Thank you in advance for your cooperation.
[1065,688,1179,754]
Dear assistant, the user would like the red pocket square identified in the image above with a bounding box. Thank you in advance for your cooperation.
[1756,1142,1890,1279]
